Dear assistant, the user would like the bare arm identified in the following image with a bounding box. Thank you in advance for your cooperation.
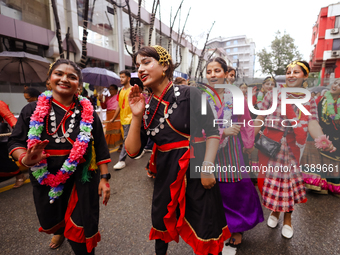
[254,115,265,137]
[308,120,324,139]
[98,163,110,206]
[200,137,219,189]
[108,105,120,122]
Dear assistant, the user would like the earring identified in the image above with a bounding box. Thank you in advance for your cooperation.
[162,71,165,77]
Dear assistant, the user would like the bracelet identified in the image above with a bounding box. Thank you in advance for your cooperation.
[18,152,27,166]
[19,152,36,168]
[202,161,214,166]
[202,161,215,175]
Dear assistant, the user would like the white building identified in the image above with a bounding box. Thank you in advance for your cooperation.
[0,0,207,113]
[207,35,256,78]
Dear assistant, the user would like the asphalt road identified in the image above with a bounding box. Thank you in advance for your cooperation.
[1,150,340,255]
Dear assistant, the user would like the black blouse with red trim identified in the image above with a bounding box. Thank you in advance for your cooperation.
[8,98,111,172]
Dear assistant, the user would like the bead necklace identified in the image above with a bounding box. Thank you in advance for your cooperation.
[45,101,80,143]
[143,81,180,136]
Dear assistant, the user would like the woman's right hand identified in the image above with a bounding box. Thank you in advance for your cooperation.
[223,125,241,137]
[128,85,145,118]
[23,140,49,166]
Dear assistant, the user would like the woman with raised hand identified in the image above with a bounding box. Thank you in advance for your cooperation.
[302,79,340,196]
[8,59,111,254]
[255,60,336,239]
[125,46,230,255]
[205,57,263,248]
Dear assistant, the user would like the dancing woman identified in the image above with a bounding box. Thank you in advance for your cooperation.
[8,59,111,254]
[255,60,335,239]
[205,57,263,247]
[302,79,340,196]
[125,46,230,255]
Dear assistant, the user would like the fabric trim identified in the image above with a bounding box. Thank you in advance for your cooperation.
[9,147,26,156]
[45,149,71,156]
[96,159,111,166]
[125,145,139,157]
[38,220,65,234]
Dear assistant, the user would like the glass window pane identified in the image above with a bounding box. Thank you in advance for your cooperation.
[1,0,50,29]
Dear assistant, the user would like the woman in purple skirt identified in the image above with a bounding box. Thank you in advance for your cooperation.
[205,57,264,247]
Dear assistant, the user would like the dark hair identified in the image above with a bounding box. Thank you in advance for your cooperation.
[227,66,236,73]
[133,46,174,81]
[174,77,186,85]
[48,59,82,85]
[206,57,228,73]
[119,70,131,78]
[262,76,276,86]
[23,87,41,98]
[286,60,310,76]
[239,83,248,88]
[109,84,118,90]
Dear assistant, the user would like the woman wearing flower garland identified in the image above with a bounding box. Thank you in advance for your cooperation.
[302,79,340,196]
[255,60,335,239]
[8,59,111,254]
[125,46,230,255]
[205,57,263,247]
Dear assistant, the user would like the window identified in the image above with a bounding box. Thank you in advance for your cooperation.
[234,40,238,45]
[0,0,51,29]
[226,49,230,53]
[233,55,238,60]
[333,38,340,51]
[226,41,231,46]
[233,47,238,52]
[77,0,116,50]
[336,16,340,28]
[232,62,237,67]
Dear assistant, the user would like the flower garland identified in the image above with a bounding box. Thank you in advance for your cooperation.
[324,91,340,120]
[27,91,94,203]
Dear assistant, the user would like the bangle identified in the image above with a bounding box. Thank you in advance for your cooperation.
[18,152,26,166]
[202,161,215,175]
[19,152,36,168]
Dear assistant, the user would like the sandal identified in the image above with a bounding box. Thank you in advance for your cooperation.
[13,174,27,189]
[49,234,65,249]
[225,232,243,248]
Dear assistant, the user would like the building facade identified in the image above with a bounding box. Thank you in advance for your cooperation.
[0,0,205,113]
[310,2,340,85]
[207,35,256,78]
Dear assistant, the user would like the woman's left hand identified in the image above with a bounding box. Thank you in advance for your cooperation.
[98,179,110,206]
[243,146,254,155]
[325,143,337,153]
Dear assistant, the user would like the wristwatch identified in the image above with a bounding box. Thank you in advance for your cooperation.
[100,173,111,180]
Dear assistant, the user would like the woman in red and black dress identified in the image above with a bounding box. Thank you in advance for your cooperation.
[8,59,111,254]
[125,45,230,255]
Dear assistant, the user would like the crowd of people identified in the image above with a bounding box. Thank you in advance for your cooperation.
[0,45,339,255]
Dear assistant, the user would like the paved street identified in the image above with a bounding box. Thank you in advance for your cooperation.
[1,150,340,255]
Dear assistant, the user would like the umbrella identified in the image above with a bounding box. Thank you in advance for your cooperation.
[82,67,121,87]
[309,86,329,93]
[0,51,51,84]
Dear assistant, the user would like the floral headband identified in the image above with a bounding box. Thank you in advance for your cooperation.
[152,45,171,66]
